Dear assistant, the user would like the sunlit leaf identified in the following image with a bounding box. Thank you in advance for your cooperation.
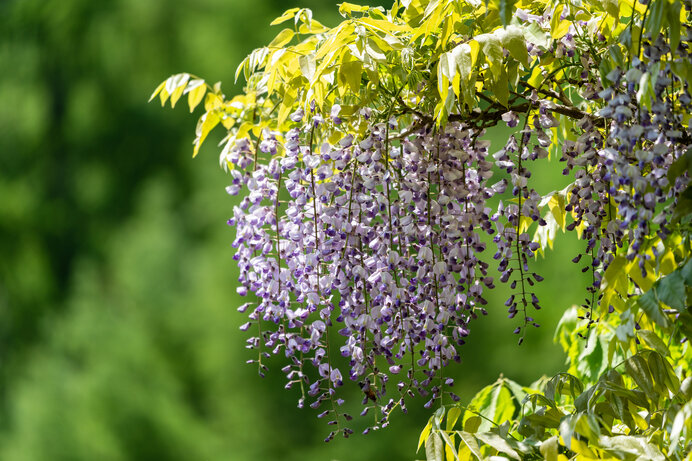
[475,33,503,81]
[193,110,221,158]
[270,7,300,26]
[268,28,294,49]
[186,79,206,113]
[498,26,529,68]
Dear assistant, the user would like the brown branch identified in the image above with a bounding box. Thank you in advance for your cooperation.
[389,89,603,141]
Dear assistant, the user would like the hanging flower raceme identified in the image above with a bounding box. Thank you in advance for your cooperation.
[223,105,519,432]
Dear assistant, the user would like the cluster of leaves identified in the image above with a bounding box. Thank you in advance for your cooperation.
[152,0,692,451]
[420,264,692,460]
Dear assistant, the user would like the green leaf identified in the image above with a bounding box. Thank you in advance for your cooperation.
[574,412,600,440]
[636,290,671,329]
[604,256,628,295]
[554,306,577,352]
[670,402,692,449]
[539,436,558,461]
[550,5,570,39]
[167,73,190,108]
[339,2,370,16]
[450,42,473,82]
[270,7,300,26]
[667,1,682,52]
[149,80,167,103]
[495,0,514,26]
[475,432,520,460]
[636,71,656,110]
[577,330,607,380]
[498,26,529,68]
[425,431,444,461]
[268,28,294,48]
[559,414,578,450]
[504,378,527,404]
[673,185,692,223]
[439,51,456,82]
[670,59,692,85]
[645,0,668,42]
[437,429,458,461]
[418,419,433,452]
[524,22,550,49]
[575,382,604,413]
[598,435,666,461]
[602,0,619,18]
[646,351,680,398]
[457,432,482,461]
[682,258,692,285]
[469,380,516,431]
[446,407,462,431]
[637,330,670,356]
[655,269,686,310]
[599,56,614,86]
[492,67,509,107]
[339,60,362,93]
[186,79,206,113]
[463,415,481,433]
[475,33,503,81]
[545,373,583,402]
[492,383,515,424]
[608,44,625,69]
[193,110,221,158]
[624,354,658,402]
[668,148,692,184]
[299,54,316,81]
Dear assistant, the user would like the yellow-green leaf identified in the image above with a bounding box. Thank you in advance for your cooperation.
[339,2,369,16]
[186,80,206,113]
[193,111,221,157]
[604,256,629,296]
[458,431,482,460]
[149,80,166,103]
[167,73,190,108]
[339,60,362,93]
[418,419,433,451]
[270,8,300,26]
[446,407,462,431]
[548,194,566,230]
[498,25,529,68]
[299,54,316,81]
[268,28,294,49]
[493,66,509,107]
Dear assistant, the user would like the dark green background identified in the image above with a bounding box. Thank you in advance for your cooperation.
[0,1,588,459]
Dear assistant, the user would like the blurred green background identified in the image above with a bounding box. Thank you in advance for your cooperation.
[0,1,589,459]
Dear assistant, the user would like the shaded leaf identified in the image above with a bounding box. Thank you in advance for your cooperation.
[637,330,670,357]
[636,290,671,329]
[539,435,558,461]
[655,269,686,310]
[624,354,657,402]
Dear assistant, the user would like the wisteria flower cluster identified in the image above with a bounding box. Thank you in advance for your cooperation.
[556,26,692,322]
[225,107,536,434]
